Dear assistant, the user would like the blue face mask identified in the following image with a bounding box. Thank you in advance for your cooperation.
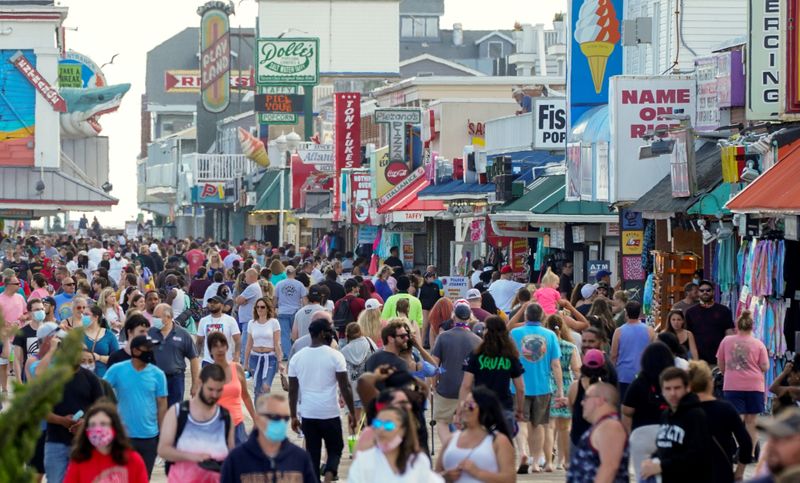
[264,419,289,442]
[81,315,92,327]
[33,310,45,322]
[151,317,164,330]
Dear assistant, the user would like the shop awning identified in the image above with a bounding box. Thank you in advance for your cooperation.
[628,142,722,218]
[251,169,290,213]
[687,182,736,216]
[377,172,445,214]
[726,143,800,214]
[491,174,617,223]
[418,179,495,201]
[0,166,117,212]
[571,104,611,143]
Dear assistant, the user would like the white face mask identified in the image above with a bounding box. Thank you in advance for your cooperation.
[80,363,95,372]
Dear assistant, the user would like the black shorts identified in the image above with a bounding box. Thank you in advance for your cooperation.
[29,431,45,474]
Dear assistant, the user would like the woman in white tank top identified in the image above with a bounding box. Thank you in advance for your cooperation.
[436,387,516,483]
[244,297,283,403]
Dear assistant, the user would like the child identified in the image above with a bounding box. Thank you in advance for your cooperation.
[534,267,562,315]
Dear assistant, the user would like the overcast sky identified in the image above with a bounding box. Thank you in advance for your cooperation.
[59,0,566,228]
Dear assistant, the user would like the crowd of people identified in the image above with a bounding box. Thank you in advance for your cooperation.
[0,233,797,482]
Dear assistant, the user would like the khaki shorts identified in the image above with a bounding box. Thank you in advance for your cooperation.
[433,392,460,423]
[521,394,551,425]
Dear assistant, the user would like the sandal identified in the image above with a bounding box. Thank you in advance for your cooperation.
[516,462,529,474]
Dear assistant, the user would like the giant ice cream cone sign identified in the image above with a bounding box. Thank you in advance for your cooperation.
[574,0,621,94]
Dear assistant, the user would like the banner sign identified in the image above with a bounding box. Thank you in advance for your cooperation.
[165,70,252,93]
[290,144,334,209]
[256,38,319,86]
[253,93,304,113]
[609,76,696,202]
[334,93,362,170]
[568,0,623,127]
[59,51,108,89]
[9,51,66,112]
[747,0,780,120]
[198,1,232,113]
[351,170,372,224]
[587,260,611,282]
[533,98,567,149]
[378,166,424,206]
[783,0,800,116]
[374,108,421,162]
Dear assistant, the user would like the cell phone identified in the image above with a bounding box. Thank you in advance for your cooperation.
[72,410,84,421]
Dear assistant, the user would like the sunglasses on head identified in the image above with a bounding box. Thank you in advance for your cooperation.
[372,419,397,432]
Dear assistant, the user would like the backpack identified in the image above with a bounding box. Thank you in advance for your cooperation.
[347,338,376,383]
[165,400,232,474]
[333,296,355,332]
[175,294,204,329]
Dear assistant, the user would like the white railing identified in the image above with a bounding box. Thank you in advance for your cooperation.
[484,113,534,155]
[184,153,256,182]
[145,163,177,190]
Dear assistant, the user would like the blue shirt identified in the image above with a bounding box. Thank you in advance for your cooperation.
[510,322,561,396]
[84,329,119,377]
[54,292,75,320]
[104,361,167,438]
[374,279,393,302]
[616,322,651,384]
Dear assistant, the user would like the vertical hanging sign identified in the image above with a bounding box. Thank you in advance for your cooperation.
[334,93,361,170]
[198,1,233,113]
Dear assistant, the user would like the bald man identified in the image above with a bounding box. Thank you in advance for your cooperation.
[288,311,337,359]
[236,268,262,363]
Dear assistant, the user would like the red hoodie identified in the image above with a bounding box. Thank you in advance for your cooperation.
[64,449,148,483]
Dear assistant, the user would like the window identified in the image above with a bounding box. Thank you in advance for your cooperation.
[400,16,439,38]
[488,41,504,59]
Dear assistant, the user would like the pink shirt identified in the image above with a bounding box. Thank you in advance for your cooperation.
[0,292,27,326]
[29,287,49,302]
[716,334,769,392]
[534,286,561,315]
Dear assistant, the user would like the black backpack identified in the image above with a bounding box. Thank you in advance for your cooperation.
[165,400,232,474]
[333,296,355,332]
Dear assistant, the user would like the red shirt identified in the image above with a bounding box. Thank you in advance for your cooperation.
[185,249,206,277]
[64,449,148,483]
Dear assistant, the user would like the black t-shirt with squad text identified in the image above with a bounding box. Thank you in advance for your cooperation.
[463,351,524,411]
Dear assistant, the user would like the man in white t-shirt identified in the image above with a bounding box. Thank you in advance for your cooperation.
[196,296,241,365]
[235,268,262,363]
[87,240,106,268]
[487,265,525,313]
[288,319,355,482]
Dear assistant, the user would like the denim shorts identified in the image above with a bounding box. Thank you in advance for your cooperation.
[724,390,765,414]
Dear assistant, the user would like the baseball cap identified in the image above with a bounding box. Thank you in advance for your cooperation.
[465,288,482,300]
[130,335,158,351]
[42,296,56,307]
[596,269,612,279]
[454,303,472,320]
[500,266,513,274]
[581,284,597,299]
[206,295,224,304]
[149,244,158,253]
[757,407,800,438]
[583,349,605,369]
[308,285,322,300]
[36,322,59,340]
[365,298,382,310]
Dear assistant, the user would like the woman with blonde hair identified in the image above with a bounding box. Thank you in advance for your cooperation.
[357,301,385,348]
[716,310,768,459]
[268,259,286,286]
[544,314,580,471]
[206,250,224,278]
[97,287,125,336]
[259,278,275,300]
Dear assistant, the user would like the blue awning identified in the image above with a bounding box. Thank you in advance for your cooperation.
[571,105,610,144]
[418,180,495,201]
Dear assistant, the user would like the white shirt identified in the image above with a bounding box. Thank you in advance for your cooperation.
[287,345,346,419]
[248,318,280,348]
[87,247,106,267]
[108,257,128,284]
[310,268,324,284]
[487,279,525,313]
[198,313,240,363]
[202,282,222,308]
[470,271,482,288]
[349,448,442,483]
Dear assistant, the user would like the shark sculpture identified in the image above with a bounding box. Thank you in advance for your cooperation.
[59,83,131,138]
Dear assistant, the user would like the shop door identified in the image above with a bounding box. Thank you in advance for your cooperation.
[436,220,455,275]
[413,234,427,272]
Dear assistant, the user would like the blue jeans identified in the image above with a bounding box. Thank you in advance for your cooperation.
[277,313,294,360]
[44,441,70,483]
[166,373,185,407]
[249,352,277,402]
[239,320,249,364]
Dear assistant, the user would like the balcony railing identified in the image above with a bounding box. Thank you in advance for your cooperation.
[484,113,534,155]
[145,163,177,191]
[184,153,257,182]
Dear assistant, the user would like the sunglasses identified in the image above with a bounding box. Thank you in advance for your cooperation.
[63,282,75,286]
[260,413,290,422]
[372,419,397,432]
[394,333,409,339]
[74,306,86,310]
[698,288,712,292]
[256,305,267,309]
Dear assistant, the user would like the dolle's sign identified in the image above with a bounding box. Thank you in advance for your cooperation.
[256,38,319,85]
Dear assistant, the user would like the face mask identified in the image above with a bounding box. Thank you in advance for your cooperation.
[264,419,289,442]
[81,315,92,327]
[86,426,115,449]
[80,363,95,372]
[376,434,403,453]
[114,253,121,259]
[692,278,700,285]
[33,310,45,322]
[134,350,155,364]
[151,317,164,330]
